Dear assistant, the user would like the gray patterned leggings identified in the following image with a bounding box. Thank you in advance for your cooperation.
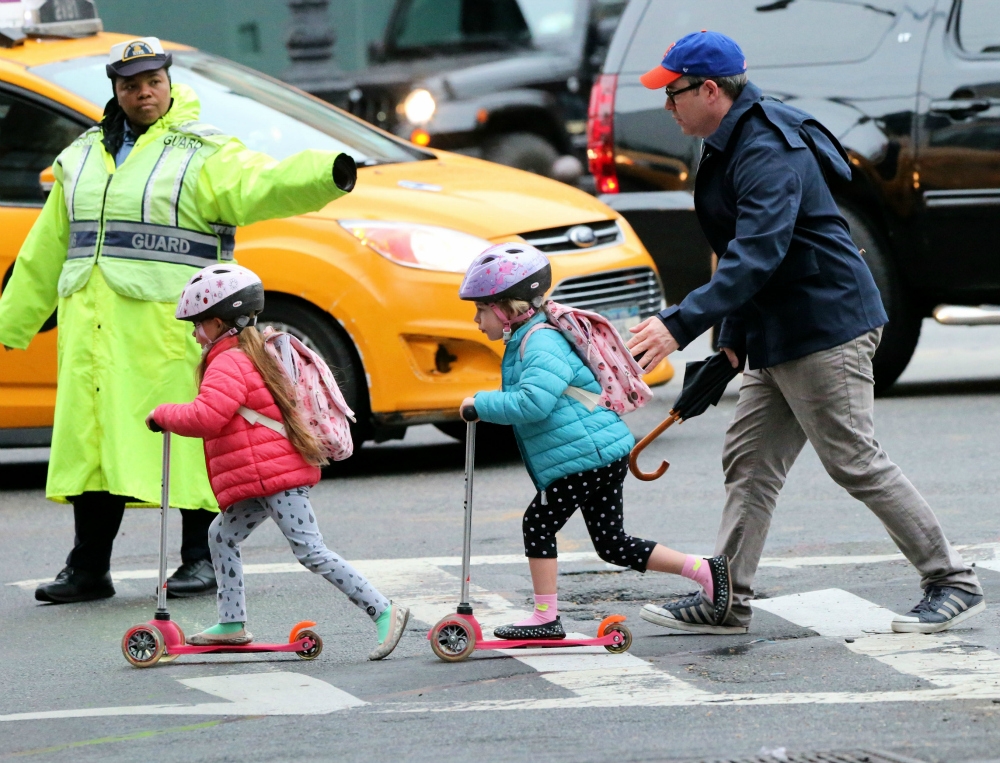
[209,486,389,624]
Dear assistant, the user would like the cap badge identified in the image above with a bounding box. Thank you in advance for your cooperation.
[122,41,155,61]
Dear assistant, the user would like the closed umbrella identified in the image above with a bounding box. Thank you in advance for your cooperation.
[629,351,741,481]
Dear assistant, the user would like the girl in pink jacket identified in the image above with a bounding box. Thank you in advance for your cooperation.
[148,265,408,660]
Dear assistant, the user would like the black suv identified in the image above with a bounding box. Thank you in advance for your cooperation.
[593,0,1000,391]
[318,0,626,183]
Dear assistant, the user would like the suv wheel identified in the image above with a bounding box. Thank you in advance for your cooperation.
[483,132,559,177]
[839,205,921,394]
[258,296,371,441]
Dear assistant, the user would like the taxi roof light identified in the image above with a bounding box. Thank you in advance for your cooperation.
[0,0,102,48]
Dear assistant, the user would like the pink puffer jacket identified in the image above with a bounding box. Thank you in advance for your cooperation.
[153,335,320,509]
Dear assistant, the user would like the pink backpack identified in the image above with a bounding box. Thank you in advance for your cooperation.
[254,327,356,462]
[519,300,652,415]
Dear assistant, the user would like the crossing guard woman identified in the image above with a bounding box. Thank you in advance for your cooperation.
[0,37,358,603]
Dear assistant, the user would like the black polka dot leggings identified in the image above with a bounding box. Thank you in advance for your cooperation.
[209,486,389,624]
[522,457,657,572]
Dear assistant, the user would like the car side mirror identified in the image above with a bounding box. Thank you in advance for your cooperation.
[39,165,55,199]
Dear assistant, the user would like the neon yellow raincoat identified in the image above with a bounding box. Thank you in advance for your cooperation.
[0,84,351,508]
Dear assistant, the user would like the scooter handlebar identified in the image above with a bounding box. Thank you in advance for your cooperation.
[460,404,479,423]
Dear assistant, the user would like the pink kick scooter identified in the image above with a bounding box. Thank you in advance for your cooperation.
[428,419,632,662]
[121,432,323,667]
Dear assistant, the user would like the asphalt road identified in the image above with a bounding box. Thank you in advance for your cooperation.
[1,319,999,763]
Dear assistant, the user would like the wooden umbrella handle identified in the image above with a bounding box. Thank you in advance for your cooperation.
[628,411,681,481]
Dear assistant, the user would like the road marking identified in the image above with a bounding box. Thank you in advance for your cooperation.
[753,588,895,637]
[0,672,364,721]
[10,542,999,590]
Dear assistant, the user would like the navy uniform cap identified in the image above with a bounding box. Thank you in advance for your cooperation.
[640,31,746,90]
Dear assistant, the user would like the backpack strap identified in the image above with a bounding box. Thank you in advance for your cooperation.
[518,322,601,412]
[237,405,286,436]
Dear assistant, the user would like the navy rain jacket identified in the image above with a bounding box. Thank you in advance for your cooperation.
[658,81,887,370]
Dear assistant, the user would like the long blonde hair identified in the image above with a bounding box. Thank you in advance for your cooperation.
[197,325,328,467]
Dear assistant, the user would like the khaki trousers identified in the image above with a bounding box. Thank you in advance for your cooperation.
[717,328,981,627]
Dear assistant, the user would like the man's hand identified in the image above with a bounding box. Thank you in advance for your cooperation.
[721,347,740,369]
[459,396,479,422]
[627,317,678,372]
[145,409,163,433]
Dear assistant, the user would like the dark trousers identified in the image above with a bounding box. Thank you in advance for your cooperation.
[66,491,215,574]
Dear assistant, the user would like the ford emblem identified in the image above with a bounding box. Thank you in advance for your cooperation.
[567,225,597,248]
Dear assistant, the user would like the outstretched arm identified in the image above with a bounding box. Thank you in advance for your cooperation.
[196,144,357,227]
[0,181,69,350]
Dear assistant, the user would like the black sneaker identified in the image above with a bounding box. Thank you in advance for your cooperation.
[493,616,566,640]
[166,559,216,598]
[35,566,115,604]
[892,585,985,634]
[641,554,738,633]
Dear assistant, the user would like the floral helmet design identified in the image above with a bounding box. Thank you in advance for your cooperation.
[459,244,552,341]
[176,264,264,331]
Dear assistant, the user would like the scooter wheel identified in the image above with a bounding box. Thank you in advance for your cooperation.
[122,625,165,668]
[430,618,476,662]
[603,624,632,654]
[296,629,323,660]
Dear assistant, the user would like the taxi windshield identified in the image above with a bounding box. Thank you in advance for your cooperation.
[29,51,430,165]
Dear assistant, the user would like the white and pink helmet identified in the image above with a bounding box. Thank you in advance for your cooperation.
[176,264,265,328]
[459,243,551,307]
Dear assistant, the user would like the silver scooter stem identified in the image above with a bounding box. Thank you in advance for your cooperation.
[459,421,476,609]
[156,431,171,615]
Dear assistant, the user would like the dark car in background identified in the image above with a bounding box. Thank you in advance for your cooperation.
[592,0,1000,391]
[316,0,626,185]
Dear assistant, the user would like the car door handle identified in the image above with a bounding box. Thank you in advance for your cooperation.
[929,98,992,116]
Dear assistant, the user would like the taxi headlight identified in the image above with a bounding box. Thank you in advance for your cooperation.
[402,88,436,125]
[340,221,491,273]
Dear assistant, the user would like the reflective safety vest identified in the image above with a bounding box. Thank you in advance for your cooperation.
[56,121,236,303]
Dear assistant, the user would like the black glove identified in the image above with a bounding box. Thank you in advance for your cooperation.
[333,153,357,193]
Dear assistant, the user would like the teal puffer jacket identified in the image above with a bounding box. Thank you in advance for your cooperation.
[474,312,635,490]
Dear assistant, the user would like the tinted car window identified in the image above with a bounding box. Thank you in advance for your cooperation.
[30,53,429,165]
[388,0,531,52]
[957,0,1000,55]
[621,0,900,72]
[0,91,83,204]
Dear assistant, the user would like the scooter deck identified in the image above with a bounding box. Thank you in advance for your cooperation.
[476,634,623,650]
[166,638,312,656]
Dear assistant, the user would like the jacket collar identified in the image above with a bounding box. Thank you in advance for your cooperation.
[704,81,763,153]
[205,333,239,364]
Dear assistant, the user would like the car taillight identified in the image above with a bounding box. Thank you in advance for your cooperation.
[587,74,618,194]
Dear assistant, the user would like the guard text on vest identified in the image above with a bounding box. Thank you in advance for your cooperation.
[132,234,191,254]
[163,135,204,149]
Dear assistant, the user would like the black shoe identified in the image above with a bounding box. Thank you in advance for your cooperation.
[493,616,566,640]
[892,585,986,633]
[35,566,115,604]
[166,559,216,598]
[641,554,737,633]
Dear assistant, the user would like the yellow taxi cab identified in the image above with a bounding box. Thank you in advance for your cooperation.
[0,21,672,447]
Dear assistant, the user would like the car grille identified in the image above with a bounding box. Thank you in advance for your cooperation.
[549,267,665,318]
[345,90,398,132]
[520,220,623,254]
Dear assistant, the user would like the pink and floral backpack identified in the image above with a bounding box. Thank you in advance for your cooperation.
[257,327,356,462]
[518,300,653,415]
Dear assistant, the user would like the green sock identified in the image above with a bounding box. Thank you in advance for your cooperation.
[375,605,393,644]
[202,622,244,635]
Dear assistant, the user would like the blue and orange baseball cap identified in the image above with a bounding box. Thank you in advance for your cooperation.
[639,30,747,89]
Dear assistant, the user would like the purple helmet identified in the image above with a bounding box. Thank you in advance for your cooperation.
[459,243,552,306]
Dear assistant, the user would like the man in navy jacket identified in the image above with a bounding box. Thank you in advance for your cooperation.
[628,31,982,635]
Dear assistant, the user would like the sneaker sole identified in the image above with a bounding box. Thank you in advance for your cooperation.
[640,605,748,634]
[891,599,986,634]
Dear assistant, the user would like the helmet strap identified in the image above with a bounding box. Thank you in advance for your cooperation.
[490,304,535,344]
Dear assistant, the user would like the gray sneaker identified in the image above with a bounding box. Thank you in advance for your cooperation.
[892,585,985,634]
[368,602,410,661]
[641,591,748,634]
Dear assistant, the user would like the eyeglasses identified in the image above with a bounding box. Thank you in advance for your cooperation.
[665,81,703,105]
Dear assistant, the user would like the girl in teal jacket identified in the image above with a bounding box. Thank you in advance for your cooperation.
[459,244,734,639]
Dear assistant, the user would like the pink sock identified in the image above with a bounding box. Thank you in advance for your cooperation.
[681,555,714,602]
[514,594,558,626]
